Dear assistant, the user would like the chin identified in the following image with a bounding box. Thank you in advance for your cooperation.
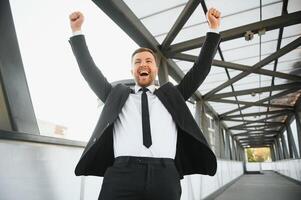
[137,80,153,87]
[136,78,154,87]
[138,82,151,87]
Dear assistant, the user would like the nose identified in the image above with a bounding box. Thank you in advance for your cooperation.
[140,61,147,66]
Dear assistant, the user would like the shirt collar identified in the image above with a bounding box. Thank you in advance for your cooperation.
[135,84,156,94]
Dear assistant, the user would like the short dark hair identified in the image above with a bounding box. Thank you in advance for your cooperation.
[131,47,157,64]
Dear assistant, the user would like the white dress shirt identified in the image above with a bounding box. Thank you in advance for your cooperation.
[113,84,178,159]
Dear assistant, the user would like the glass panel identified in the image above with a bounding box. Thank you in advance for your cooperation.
[283,130,289,152]
[290,119,300,156]
[10,0,138,141]
[229,134,233,155]
[125,0,188,19]
[278,137,284,157]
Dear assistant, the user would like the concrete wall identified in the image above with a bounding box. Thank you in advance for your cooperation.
[245,160,301,183]
[181,160,243,200]
[0,139,243,200]
[273,159,301,182]
[0,139,83,200]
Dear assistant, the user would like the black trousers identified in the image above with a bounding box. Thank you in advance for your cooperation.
[98,156,182,200]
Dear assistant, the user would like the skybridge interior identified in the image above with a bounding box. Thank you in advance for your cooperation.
[0,0,301,199]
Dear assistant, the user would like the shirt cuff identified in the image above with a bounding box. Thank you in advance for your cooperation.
[208,28,219,34]
[72,30,83,36]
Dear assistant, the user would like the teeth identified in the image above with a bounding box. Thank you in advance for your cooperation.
[139,70,149,75]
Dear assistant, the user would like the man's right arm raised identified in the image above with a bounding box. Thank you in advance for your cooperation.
[69,11,112,103]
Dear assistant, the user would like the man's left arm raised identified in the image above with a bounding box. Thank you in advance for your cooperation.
[177,8,221,101]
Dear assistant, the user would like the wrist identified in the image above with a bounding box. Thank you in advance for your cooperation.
[72,27,82,33]
[209,24,219,30]
[209,27,219,33]
[72,30,83,36]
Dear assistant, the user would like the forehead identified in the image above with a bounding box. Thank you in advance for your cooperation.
[132,51,155,60]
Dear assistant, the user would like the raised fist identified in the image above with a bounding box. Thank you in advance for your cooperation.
[206,8,221,30]
[69,11,84,32]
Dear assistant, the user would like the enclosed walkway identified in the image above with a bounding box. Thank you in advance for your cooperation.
[1,0,301,200]
[216,171,301,200]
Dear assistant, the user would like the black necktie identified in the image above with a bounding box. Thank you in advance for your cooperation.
[141,87,152,148]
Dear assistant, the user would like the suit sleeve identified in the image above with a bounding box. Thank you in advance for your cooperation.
[69,35,112,103]
[176,32,221,101]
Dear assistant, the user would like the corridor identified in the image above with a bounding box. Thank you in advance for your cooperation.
[216,171,301,200]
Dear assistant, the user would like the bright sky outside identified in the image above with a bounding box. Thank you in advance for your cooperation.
[9,0,139,141]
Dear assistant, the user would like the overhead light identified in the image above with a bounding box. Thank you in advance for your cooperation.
[258,28,266,36]
[244,31,254,41]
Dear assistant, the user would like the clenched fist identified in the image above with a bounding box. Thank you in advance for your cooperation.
[69,11,84,32]
[206,8,221,30]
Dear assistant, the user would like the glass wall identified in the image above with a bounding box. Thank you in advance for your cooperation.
[206,113,216,154]
[283,130,289,153]
[9,0,138,141]
[290,119,300,157]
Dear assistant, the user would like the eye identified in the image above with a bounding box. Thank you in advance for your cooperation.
[146,60,152,63]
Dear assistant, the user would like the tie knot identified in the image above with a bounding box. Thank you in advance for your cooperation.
[140,87,149,93]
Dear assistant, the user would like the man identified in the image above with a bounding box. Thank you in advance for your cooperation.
[69,7,221,200]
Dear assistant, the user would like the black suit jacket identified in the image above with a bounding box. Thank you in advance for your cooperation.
[69,32,221,179]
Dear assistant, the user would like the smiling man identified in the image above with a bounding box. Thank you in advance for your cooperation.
[131,48,158,87]
[69,7,221,200]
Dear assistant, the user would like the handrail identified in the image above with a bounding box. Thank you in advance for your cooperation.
[0,129,86,148]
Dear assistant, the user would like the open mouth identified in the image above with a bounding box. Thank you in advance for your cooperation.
[139,70,150,77]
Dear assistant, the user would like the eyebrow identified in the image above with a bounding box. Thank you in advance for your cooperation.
[134,58,153,62]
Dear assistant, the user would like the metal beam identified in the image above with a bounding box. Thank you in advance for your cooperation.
[223,119,285,123]
[242,140,274,144]
[167,11,301,53]
[234,130,279,135]
[171,54,301,82]
[244,144,273,147]
[239,134,276,139]
[220,88,299,117]
[207,82,300,100]
[234,133,278,138]
[229,121,284,129]
[265,0,288,123]
[222,109,291,119]
[204,36,301,99]
[157,57,169,85]
[239,139,275,143]
[211,60,301,81]
[229,123,283,130]
[211,98,293,109]
[224,113,288,127]
[248,144,273,148]
[240,128,279,132]
[161,0,201,49]
[0,0,39,133]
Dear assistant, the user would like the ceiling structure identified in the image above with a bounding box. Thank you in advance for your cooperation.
[93,0,301,148]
